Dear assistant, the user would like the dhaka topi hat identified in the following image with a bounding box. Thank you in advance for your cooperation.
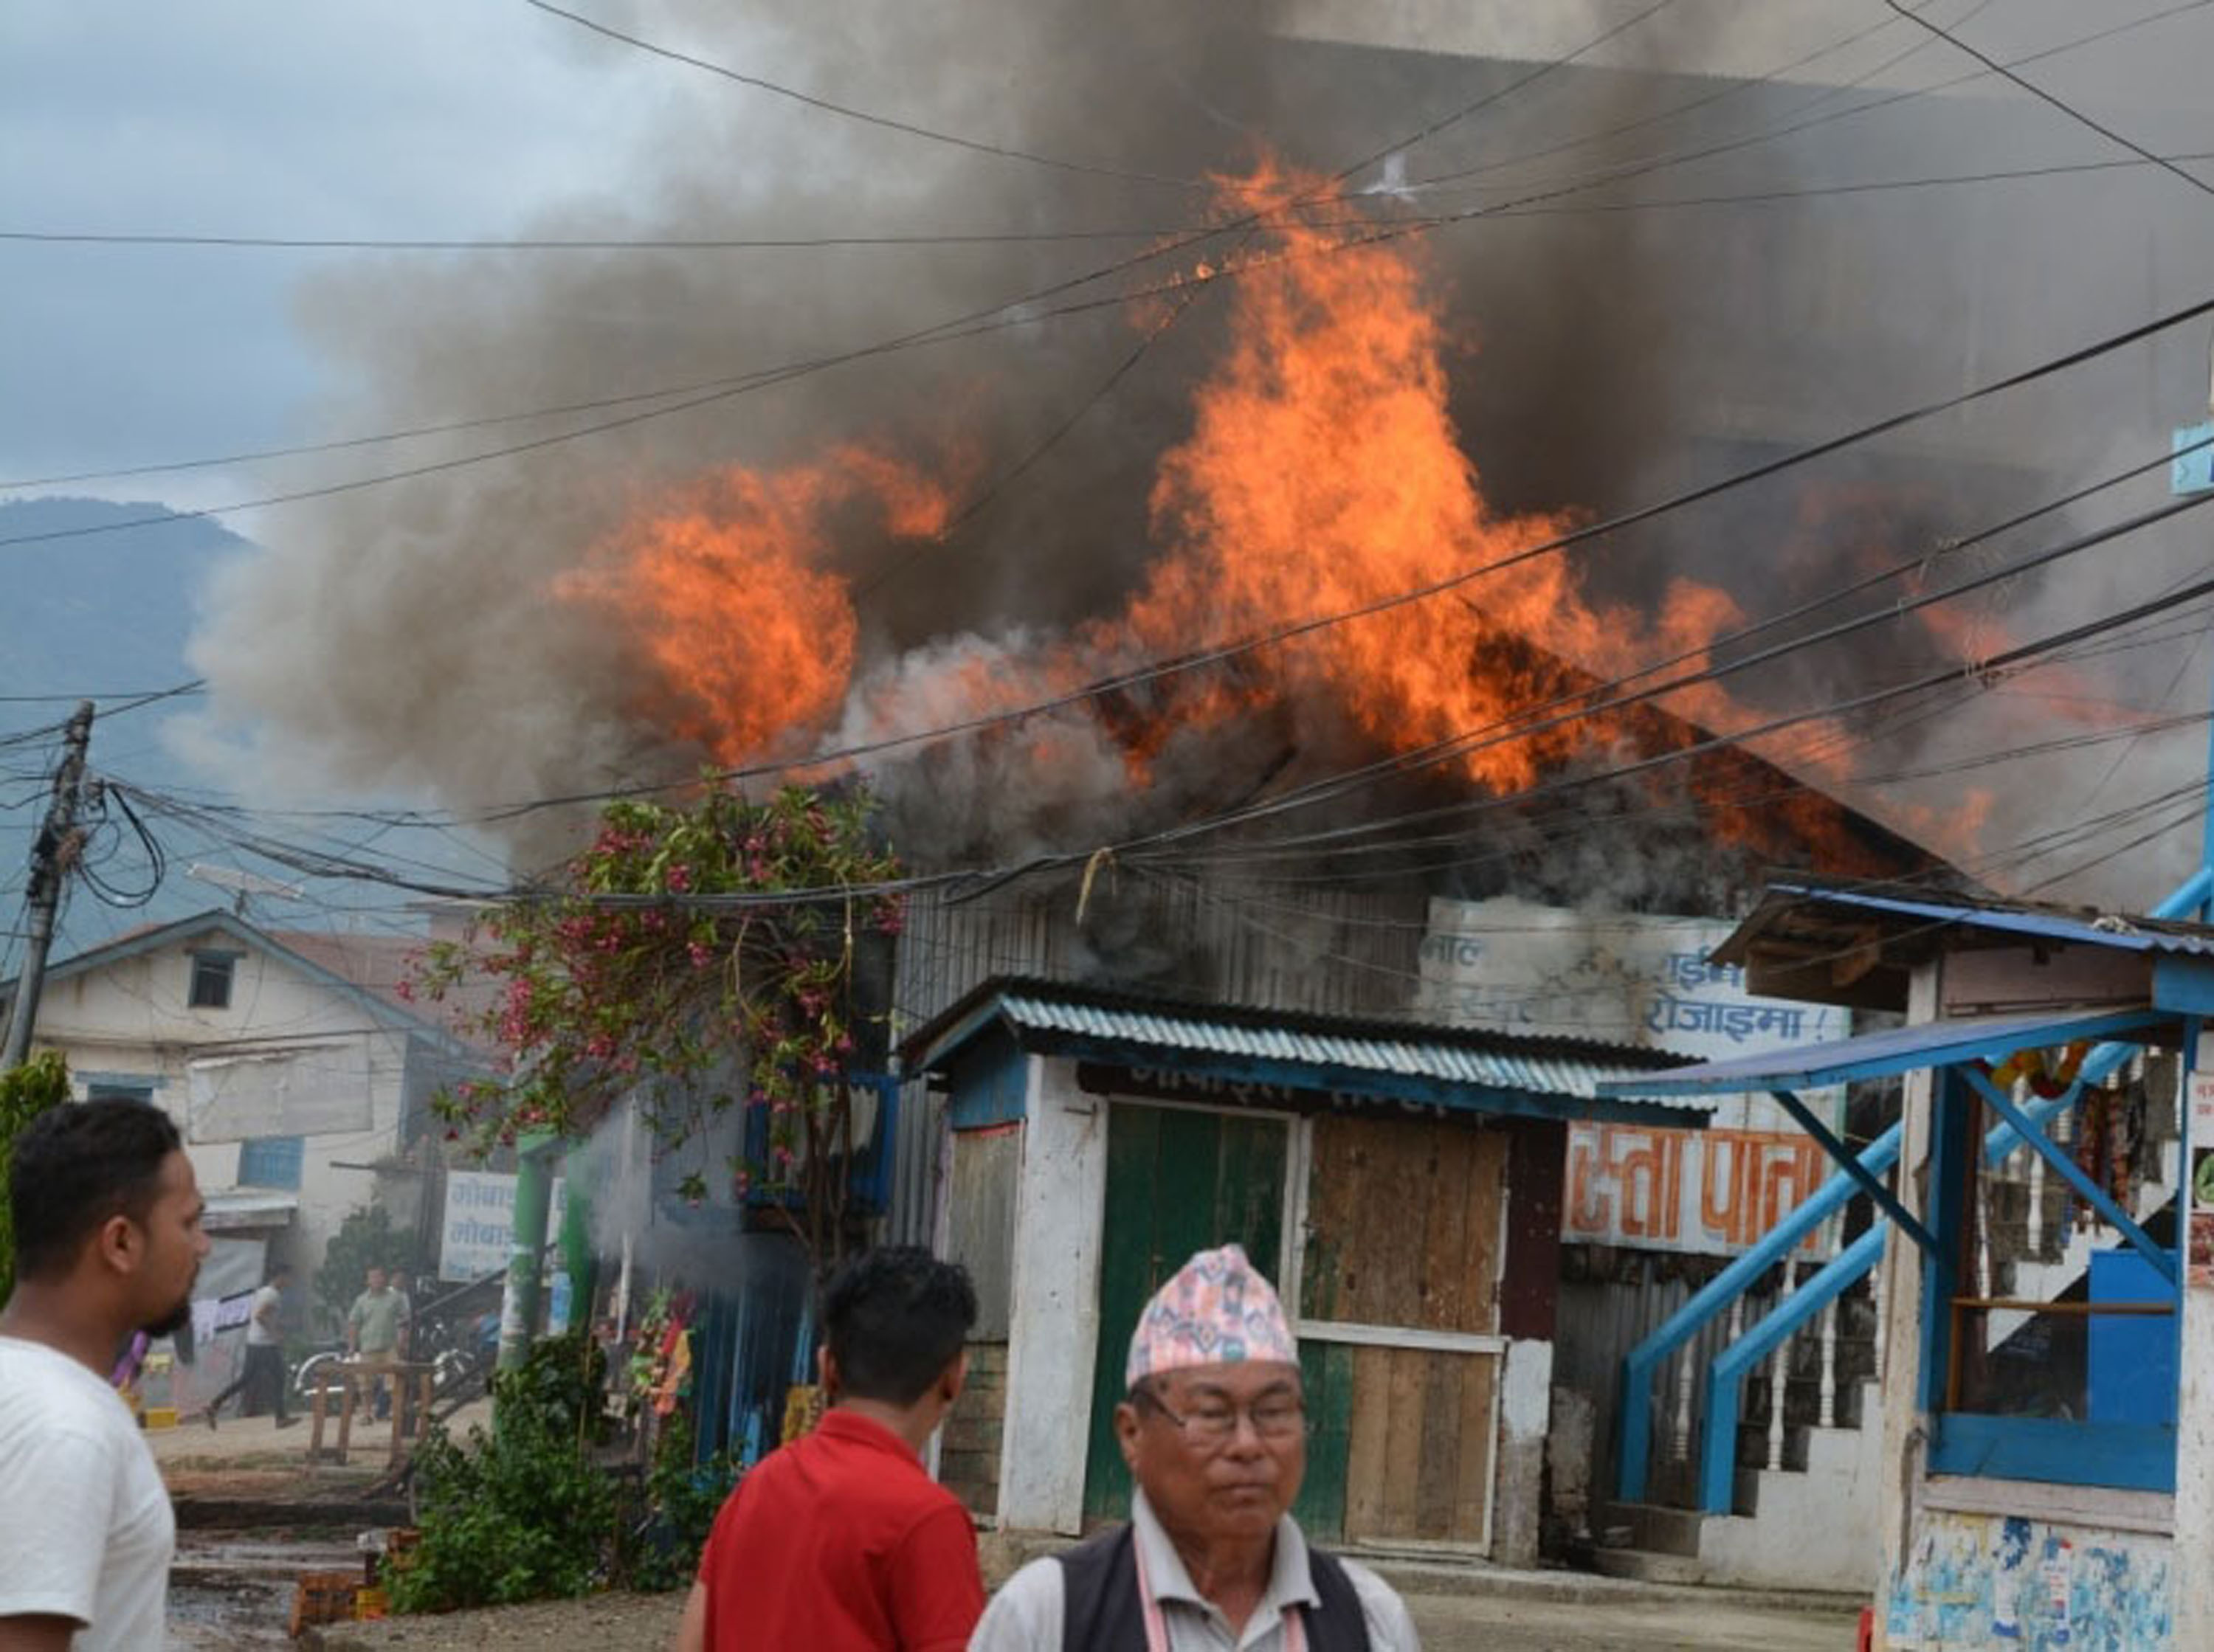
[1125,1243,1299,1389]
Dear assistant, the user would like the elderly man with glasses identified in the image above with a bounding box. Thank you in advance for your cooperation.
[972,1243,1418,1651]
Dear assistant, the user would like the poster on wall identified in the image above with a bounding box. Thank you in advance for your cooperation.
[2187,1072,2214,1288]
[1416,896,1852,1257]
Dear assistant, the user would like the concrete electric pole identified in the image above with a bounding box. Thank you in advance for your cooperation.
[1,700,95,1069]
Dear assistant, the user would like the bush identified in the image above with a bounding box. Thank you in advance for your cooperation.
[0,1054,71,1308]
[389,1334,615,1611]
[387,1332,739,1610]
[620,1416,739,1594]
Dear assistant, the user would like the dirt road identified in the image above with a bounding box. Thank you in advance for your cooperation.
[313,1583,1860,1650]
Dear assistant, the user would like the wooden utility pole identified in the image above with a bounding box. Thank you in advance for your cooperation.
[1,701,94,1069]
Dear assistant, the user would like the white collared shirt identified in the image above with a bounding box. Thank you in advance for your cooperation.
[970,1490,1420,1651]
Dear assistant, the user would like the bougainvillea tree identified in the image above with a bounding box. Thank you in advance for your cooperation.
[412,784,904,1270]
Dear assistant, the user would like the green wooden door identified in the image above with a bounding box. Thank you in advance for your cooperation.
[1081,1103,1289,1524]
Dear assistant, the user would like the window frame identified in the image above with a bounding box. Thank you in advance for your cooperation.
[187,950,240,1010]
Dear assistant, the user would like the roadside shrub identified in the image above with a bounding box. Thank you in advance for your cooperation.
[0,1054,70,1309]
[388,1332,739,1609]
[615,1415,739,1594]
[388,1334,614,1611]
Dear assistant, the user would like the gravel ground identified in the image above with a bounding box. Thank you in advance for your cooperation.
[311,1584,1860,1651]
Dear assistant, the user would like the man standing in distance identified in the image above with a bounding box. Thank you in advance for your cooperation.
[0,1098,211,1650]
[675,1245,985,1651]
[201,1261,295,1428]
[972,1243,1418,1650]
[346,1265,406,1423]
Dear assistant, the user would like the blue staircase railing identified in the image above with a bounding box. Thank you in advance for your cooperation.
[1617,863,2214,1513]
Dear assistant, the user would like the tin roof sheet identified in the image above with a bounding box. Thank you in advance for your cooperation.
[1597,1004,2172,1098]
[904,976,1711,1119]
[1756,883,2214,958]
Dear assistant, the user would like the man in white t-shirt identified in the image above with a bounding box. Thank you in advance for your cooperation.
[201,1262,295,1428]
[0,1096,210,1651]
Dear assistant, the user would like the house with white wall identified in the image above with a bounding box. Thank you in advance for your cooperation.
[2,908,483,1323]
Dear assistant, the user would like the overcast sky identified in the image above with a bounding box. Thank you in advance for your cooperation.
[1,1,681,497]
[9,0,2212,505]
[7,1,2214,924]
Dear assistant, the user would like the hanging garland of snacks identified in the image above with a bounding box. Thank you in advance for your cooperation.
[1983,1040,2089,1100]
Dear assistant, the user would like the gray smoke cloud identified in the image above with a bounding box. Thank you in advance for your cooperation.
[179,0,2214,905]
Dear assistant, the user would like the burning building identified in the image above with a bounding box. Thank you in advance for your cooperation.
[166,0,2214,1592]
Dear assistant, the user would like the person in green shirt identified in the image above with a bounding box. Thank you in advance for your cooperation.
[346,1266,407,1423]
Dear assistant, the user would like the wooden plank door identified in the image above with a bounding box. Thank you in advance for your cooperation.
[1297,1113,1507,1549]
[1081,1102,1290,1525]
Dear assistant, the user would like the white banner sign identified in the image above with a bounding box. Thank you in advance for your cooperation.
[184,1043,373,1142]
[439,1169,569,1282]
[1417,896,1851,1256]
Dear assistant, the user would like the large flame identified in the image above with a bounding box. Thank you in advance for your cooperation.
[570,162,1936,875]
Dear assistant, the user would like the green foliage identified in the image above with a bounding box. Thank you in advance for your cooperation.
[0,1054,71,1307]
[388,1334,615,1612]
[388,1332,738,1610]
[415,783,903,1268]
[314,1203,424,1330]
[620,1415,739,1594]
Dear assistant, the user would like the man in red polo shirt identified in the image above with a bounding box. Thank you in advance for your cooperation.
[675,1245,984,1651]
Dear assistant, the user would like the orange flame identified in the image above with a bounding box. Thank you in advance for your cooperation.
[570,162,1941,878]
[560,449,949,764]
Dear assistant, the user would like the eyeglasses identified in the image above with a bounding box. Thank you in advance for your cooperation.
[1133,1386,1309,1447]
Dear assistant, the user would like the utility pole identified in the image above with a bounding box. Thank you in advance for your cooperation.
[1,701,94,1069]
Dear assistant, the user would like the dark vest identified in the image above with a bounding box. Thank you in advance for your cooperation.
[1057,1523,1375,1652]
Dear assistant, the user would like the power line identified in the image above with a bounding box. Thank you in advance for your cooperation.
[1121,480,2214,856]
[13,0,2207,505]
[1109,555,2214,870]
[455,288,2214,824]
[17,146,2214,270]
[0,224,1218,253]
[1381,4,1914,196]
[1403,0,2214,201]
[25,2,2184,562]
[852,251,1228,601]
[94,567,2214,913]
[1880,0,2214,205]
[0,682,205,706]
[3,0,1681,500]
[46,354,2214,855]
[518,0,1209,190]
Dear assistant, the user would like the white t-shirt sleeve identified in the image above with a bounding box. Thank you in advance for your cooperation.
[968,1556,1064,1651]
[0,1423,117,1625]
[1342,1558,1423,1651]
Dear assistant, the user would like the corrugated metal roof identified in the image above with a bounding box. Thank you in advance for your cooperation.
[1598,1004,2172,1099]
[1766,883,2214,958]
[895,978,1711,1124]
[995,992,1688,1105]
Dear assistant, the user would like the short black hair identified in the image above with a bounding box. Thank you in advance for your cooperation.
[821,1245,976,1406]
[9,1099,184,1282]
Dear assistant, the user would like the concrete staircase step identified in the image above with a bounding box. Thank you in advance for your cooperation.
[1594,1501,1705,1558]
[1591,1547,1708,1587]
